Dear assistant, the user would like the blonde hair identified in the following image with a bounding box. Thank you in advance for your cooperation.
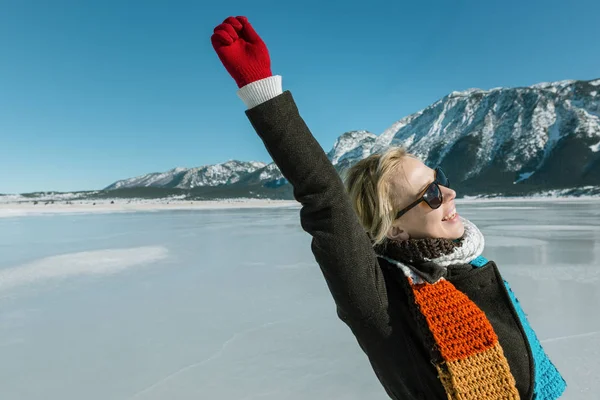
[343,146,414,247]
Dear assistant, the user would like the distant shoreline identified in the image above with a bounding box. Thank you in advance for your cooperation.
[0,196,598,218]
[0,198,300,218]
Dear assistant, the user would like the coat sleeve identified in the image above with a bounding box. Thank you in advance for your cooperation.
[245,91,388,321]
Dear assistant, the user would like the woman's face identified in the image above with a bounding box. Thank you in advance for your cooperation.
[386,157,464,241]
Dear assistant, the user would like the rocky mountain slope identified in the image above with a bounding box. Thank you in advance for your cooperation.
[105,78,600,198]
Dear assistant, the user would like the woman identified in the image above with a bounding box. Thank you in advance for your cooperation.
[211,16,566,400]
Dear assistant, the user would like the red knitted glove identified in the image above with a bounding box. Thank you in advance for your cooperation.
[211,16,272,88]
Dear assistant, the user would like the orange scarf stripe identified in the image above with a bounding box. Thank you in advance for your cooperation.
[412,280,498,361]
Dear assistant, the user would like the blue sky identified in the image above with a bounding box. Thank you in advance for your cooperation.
[1,0,598,194]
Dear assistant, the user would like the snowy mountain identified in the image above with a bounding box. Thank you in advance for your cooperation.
[235,162,287,188]
[104,132,377,192]
[105,160,266,190]
[105,78,600,197]
[326,130,378,165]
[368,78,600,195]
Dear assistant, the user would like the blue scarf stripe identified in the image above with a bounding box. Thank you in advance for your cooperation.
[470,255,489,267]
[503,281,567,400]
[469,256,566,399]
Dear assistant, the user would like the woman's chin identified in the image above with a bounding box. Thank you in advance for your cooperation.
[441,218,464,239]
[440,213,464,238]
[454,221,465,238]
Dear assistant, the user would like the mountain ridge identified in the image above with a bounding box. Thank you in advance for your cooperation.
[100,78,599,198]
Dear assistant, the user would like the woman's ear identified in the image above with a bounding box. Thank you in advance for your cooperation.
[387,225,410,241]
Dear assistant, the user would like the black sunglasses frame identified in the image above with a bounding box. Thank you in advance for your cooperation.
[395,167,450,220]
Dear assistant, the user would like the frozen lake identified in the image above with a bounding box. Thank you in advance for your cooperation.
[0,200,599,399]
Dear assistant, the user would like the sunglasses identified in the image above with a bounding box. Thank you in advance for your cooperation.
[395,167,450,220]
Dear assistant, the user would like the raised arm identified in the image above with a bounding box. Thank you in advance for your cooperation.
[211,16,388,322]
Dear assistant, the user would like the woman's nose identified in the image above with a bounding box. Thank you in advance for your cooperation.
[441,185,456,202]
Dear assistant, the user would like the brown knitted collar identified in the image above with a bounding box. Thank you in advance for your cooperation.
[372,217,485,283]
[373,236,467,283]
[374,236,462,266]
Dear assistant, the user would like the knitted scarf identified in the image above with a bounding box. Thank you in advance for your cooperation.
[374,217,566,400]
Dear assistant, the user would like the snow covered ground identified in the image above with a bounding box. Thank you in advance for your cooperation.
[0,199,598,399]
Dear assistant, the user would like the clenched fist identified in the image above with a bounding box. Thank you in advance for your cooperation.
[211,16,272,88]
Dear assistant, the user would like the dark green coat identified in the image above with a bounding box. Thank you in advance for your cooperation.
[245,91,534,400]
